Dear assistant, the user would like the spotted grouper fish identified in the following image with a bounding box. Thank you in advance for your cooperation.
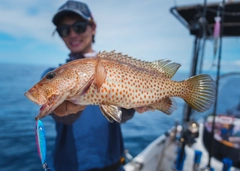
[25,51,216,122]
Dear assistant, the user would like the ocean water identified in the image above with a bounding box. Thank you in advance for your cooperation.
[0,63,238,171]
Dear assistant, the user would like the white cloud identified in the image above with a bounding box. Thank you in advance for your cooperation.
[0,0,239,72]
[236,60,240,66]
[0,0,228,42]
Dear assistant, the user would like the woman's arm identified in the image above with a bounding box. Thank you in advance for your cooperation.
[121,108,135,123]
[51,112,82,125]
[51,101,86,125]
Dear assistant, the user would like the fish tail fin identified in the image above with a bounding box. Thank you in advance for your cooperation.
[180,74,216,112]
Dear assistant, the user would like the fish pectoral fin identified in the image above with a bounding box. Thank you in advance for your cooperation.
[151,97,177,115]
[99,105,122,123]
[93,60,107,92]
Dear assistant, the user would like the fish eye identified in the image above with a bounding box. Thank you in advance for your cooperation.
[46,72,55,79]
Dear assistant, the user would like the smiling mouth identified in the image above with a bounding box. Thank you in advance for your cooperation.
[70,40,83,47]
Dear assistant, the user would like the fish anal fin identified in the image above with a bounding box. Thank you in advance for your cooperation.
[99,105,122,123]
[151,97,177,115]
[134,106,155,114]
[93,60,107,92]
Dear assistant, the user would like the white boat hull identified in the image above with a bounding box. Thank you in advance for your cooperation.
[124,123,239,171]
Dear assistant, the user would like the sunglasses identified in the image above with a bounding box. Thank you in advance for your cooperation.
[55,21,91,37]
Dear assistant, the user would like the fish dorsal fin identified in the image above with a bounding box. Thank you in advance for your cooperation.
[151,60,181,78]
[99,105,122,123]
[98,50,181,78]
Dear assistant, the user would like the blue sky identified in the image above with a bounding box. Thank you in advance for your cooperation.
[0,0,239,72]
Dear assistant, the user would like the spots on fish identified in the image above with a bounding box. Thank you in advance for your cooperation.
[79,58,182,109]
[25,52,216,120]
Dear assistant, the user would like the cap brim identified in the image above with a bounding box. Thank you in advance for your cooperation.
[52,9,89,25]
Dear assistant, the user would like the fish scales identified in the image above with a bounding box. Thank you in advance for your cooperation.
[79,59,176,108]
[25,51,216,122]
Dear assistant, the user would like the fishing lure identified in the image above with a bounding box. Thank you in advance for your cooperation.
[35,120,51,171]
[213,16,221,57]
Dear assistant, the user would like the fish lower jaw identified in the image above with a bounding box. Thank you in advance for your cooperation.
[35,104,50,120]
[40,104,47,111]
[24,92,45,105]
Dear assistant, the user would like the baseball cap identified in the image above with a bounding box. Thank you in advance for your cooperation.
[52,0,94,26]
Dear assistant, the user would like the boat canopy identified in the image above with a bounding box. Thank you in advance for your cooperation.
[170,2,240,37]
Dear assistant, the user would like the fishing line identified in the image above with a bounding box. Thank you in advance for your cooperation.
[207,0,226,168]
[198,17,207,74]
[173,0,177,6]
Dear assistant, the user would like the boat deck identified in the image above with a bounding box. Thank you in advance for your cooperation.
[124,123,239,171]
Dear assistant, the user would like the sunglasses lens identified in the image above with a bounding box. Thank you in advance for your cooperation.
[56,26,70,37]
[73,22,87,34]
[56,21,89,37]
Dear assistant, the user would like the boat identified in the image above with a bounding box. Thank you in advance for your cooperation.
[124,1,240,171]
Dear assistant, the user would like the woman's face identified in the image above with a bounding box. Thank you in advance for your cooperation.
[59,16,96,54]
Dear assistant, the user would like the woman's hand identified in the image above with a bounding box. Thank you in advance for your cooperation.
[53,101,86,116]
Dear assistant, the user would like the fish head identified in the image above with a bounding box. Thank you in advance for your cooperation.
[25,67,78,119]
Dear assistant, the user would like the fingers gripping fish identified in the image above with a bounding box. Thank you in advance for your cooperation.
[25,51,216,123]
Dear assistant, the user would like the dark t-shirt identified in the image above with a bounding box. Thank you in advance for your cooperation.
[52,105,125,171]
[42,62,134,170]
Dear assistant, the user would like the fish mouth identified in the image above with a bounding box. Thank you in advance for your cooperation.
[35,104,50,120]
[24,91,49,120]
[35,94,63,120]
[24,92,45,105]
[25,91,63,120]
